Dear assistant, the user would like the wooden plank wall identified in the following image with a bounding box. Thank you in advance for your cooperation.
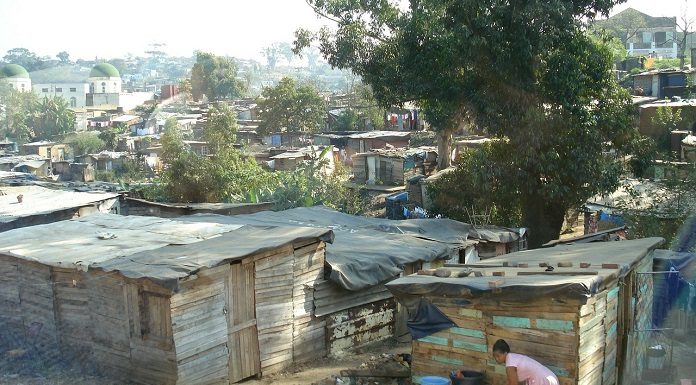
[623,254,655,383]
[86,270,133,378]
[19,261,59,351]
[352,156,367,183]
[171,264,230,385]
[411,296,583,385]
[577,285,620,385]
[52,267,91,365]
[313,280,393,317]
[128,281,177,385]
[0,257,178,384]
[0,257,24,334]
[326,298,397,356]
[227,263,260,382]
[253,240,328,375]
[254,244,296,374]
[292,241,327,364]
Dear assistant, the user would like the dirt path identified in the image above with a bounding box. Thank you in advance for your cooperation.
[0,339,411,385]
[243,339,412,385]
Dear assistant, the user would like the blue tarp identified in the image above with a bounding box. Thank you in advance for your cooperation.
[652,250,696,327]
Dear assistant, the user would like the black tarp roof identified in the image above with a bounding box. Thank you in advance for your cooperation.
[181,206,522,291]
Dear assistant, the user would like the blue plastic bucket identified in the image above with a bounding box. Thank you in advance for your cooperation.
[420,376,450,385]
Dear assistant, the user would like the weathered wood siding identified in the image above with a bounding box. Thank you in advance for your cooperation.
[292,241,327,364]
[253,240,327,376]
[0,238,328,384]
[577,285,620,385]
[172,265,230,385]
[326,298,397,356]
[412,296,583,385]
[620,253,654,384]
[0,256,25,336]
[254,244,296,374]
[52,267,91,364]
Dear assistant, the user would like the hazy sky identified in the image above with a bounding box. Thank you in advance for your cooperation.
[0,0,693,61]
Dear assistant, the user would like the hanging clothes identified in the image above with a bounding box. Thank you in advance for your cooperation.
[397,115,403,130]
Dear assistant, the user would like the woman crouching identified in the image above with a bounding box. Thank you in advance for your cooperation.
[492,339,560,385]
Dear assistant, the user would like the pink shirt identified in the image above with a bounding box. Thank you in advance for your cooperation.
[505,353,559,385]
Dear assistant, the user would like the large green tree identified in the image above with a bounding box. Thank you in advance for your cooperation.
[0,88,75,142]
[257,77,325,136]
[32,96,76,139]
[0,87,38,143]
[65,132,105,155]
[2,48,47,72]
[99,123,128,151]
[297,0,637,247]
[334,79,386,131]
[205,103,238,153]
[591,8,647,49]
[190,52,245,101]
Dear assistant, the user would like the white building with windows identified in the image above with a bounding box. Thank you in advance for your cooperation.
[33,83,90,108]
[0,64,32,92]
[87,63,122,107]
[4,63,153,129]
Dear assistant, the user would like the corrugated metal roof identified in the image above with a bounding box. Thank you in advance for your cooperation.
[0,185,119,223]
[347,131,411,139]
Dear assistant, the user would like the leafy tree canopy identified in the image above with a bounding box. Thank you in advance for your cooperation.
[256,77,325,136]
[0,88,75,142]
[56,51,70,64]
[591,8,647,46]
[296,0,638,247]
[190,52,246,101]
[2,48,49,72]
[65,132,105,156]
[205,103,238,152]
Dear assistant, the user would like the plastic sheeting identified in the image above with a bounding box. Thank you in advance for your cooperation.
[652,249,696,326]
[92,225,334,291]
[182,206,520,290]
[387,238,665,313]
[407,298,457,340]
[0,214,334,292]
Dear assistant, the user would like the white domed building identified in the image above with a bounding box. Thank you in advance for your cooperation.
[0,64,32,92]
[88,63,122,94]
[87,63,122,108]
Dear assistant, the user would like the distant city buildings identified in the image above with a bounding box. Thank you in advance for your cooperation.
[1,62,155,113]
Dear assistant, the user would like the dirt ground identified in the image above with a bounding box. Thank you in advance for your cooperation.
[0,338,412,385]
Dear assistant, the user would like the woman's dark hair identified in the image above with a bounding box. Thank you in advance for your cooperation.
[493,339,510,354]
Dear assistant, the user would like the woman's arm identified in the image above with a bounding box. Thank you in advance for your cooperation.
[506,366,520,385]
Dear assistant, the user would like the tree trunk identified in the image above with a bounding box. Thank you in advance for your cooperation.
[521,195,566,249]
[436,129,453,170]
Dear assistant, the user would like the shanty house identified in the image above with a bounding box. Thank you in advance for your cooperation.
[386,238,663,385]
[181,206,524,356]
[346,131,411,155]
[0,185,119,232]
[75,151,130,171]
[270,146,337,173]
[0,138,18,153]
[352,147,437,186]
[10,158,50,177]
[0,214,333,384]
[22,141,70,162]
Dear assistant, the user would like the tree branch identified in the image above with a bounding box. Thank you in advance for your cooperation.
[304,0,390,44]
